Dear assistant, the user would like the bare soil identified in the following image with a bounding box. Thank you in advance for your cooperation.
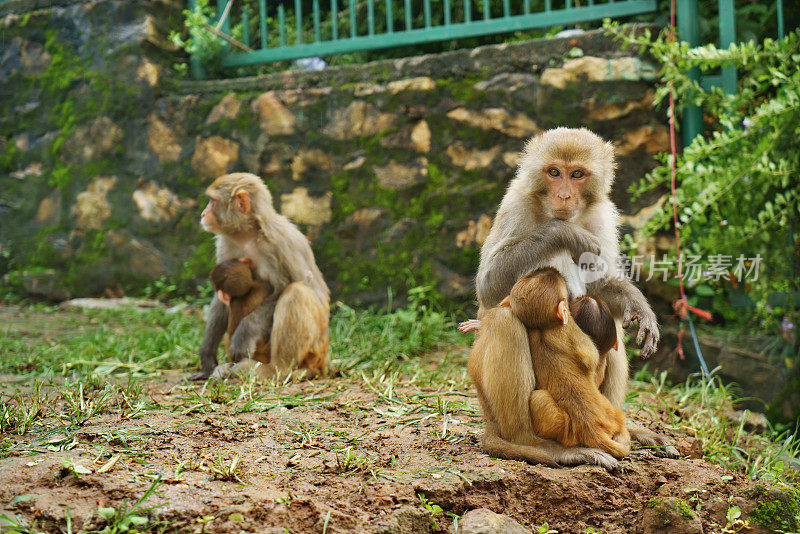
[0,369,782,533]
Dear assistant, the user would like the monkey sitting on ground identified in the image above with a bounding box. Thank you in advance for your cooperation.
[210,258,275,365]
[501,267,630,459]
[570,295,618,388]
[465,128,675,469]
[195,173,330,381]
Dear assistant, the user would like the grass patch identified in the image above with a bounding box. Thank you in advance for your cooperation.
[628,369,800,484]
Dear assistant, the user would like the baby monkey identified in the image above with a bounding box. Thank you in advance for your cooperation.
[570,295,618,388]
[210,258,274,364]
[502,267,630,458]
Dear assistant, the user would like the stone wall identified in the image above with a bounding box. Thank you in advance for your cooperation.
[0,0,667,308]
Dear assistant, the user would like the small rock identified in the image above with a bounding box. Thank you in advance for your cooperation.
[10,162,43,179]
[251,91,296,135]
[641,497,703,534]
[280,187,332,226]
[446,141,499,170]
[343,156,366,170]
[206,93,242,125]
[132,181,196,223]
[324,101,396,140]
[135,59,161,87]
[587,92,654,121]
[35,189,61,225]
[191,136,240,179]
[62,117,123,164]
[374,157,428,189]
[71,176,117,230]
[290,148,336,181]
[540,56,656,89]
[616,125,669,156]
[446,107,538,138]
[474,73,536,92]
[460,508,530,534]
[147,113,181,163]
[380,121,431,153]
[386,76,436,93]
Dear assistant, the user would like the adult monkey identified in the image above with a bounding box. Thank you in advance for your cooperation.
[193,173,330,380]
[469,128,677,468]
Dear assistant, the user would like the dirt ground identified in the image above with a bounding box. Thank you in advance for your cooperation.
[0,368,785,534]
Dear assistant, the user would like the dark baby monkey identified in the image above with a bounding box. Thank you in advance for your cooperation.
[210,258,274,364]
[503,267,630,459]
[570,295,618,387]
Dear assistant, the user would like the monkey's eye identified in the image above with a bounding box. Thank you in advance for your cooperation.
[571,170,584,179]
[547,168,560,177]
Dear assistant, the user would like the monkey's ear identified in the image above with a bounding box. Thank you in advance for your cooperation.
[239,257,256,271]
[234,190,251,214]
[612,339,619,351]
[557,301,569,325]
[499,296,511,308]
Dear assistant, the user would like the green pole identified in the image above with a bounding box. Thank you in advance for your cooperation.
[676,0,702,147]
[718,0,737,94]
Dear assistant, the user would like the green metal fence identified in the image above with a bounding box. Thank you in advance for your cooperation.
[194,0,657,74]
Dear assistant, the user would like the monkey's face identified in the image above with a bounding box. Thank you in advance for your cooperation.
[200,196,222,233]
[541,162,590,220]
[521,128,615,220]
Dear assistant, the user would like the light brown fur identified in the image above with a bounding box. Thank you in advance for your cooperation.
[507,269,630,458]
[469,128,674,468]
[195,173,330,381]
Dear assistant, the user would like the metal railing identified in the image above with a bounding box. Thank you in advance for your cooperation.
[191,0,657,76]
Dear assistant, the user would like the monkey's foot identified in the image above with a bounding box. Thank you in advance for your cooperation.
[628,424,679,458]
[458,319,481,333]
[559,447,620,472]
[208,362,236,380]
[188,370,211,381]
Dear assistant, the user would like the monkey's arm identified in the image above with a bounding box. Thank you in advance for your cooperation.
[477,220,601,308]
[193,295,229,380]
[228,296,277,362]
[588,276,660,358]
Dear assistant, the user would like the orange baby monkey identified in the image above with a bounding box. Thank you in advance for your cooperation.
[570,295,618,388]
[503,267,630,458]
[210,258,274,364]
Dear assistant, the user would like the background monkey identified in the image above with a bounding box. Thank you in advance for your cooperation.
[195,173,329,381]
[468,128,676,468]
[503,268,630,459]
[209,258,274,365]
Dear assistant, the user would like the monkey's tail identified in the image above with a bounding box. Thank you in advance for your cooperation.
[482,428,560,468]
[271,282,326,370]
[596,432,630,459]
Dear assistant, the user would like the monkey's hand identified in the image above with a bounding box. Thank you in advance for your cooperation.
[542,219,601,261]
[229,303,272,362]
[622,301,660,358]
[458,319,481,333]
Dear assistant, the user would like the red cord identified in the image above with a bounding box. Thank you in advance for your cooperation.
[668,0,714,369]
